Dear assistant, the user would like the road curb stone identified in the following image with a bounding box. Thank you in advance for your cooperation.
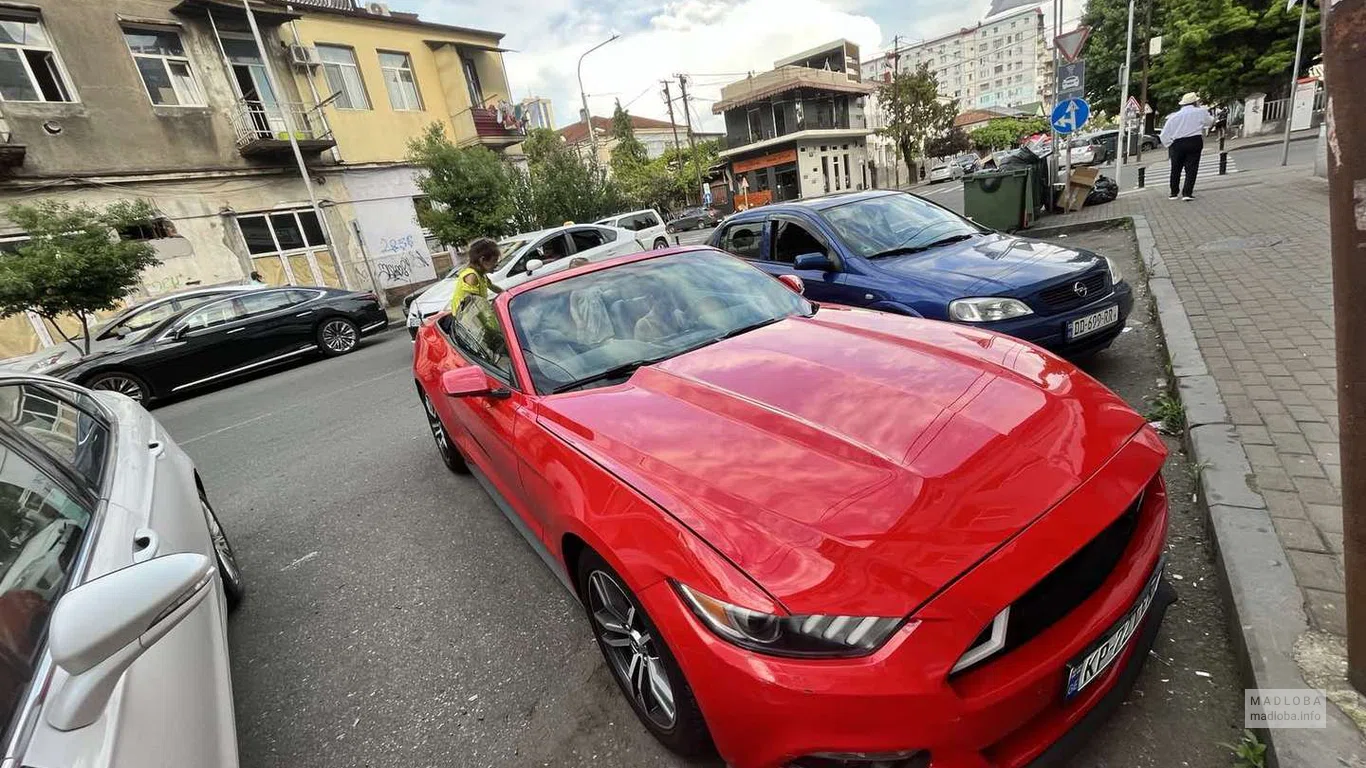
[1029,215,1365,767]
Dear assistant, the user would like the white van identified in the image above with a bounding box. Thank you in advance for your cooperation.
[595,209,669,249]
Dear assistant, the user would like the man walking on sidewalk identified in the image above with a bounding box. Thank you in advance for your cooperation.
[1159,92,1215,200]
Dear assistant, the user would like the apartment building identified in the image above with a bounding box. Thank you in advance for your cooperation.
[713,40,875,206]
[863,6,1049,111]
[0,0,517,358]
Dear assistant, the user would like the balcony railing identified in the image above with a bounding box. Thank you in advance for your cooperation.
[228,98,336,157]
[470,107,525,142]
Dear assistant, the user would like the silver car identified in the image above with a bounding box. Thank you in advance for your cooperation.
[0,373,243,768]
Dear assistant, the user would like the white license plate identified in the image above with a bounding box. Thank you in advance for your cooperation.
[1064,560,1163,699]
[1067,305,1120,340]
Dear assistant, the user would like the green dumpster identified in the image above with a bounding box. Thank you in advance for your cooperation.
[962,168,1033,232]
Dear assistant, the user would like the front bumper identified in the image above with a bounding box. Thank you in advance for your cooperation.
[646,432,1169,768]
[982,281,1134,357]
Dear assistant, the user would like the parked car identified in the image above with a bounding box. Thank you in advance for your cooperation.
[927,163,955,183]
[1065,136,1100,165]
[405,224,644,338]
[1086,130,1162,163]
[708,189,1133,356]
[5,284,258,374]
[0,373,243,768]
[595,208,670,249]
[665,206,720,233]
[42,287,387,403]
[412,247,1173,768]
[955,153,980,175]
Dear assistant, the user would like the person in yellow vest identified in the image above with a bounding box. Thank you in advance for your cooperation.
[450,237,503,314]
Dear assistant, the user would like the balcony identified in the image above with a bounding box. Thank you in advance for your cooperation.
[228,98,336,158]
[469,107,525,147]
[713,66,876,114]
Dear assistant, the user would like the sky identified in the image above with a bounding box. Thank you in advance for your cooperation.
[403,0,1083,133]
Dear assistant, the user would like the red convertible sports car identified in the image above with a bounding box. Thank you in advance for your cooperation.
[413,247,1174,768]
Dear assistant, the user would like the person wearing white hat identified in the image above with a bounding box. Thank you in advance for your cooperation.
[1158,92,1215,200]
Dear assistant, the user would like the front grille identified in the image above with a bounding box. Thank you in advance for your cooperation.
[1000,495,1141,654]
[1035,270,1108,312]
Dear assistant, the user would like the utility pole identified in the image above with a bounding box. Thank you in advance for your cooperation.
[577,34,619,177]
[1049,0,1061,204]
[677,74,705,204]
[661,80,688,203]
[1136,0,1154,162]
[1324,0,1366,693]
[1280,0,1310,166]
[1115,0,1136,193]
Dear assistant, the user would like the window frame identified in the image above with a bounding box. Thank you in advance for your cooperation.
[0,13,76,104]
[158,295,249,340]
[716,220,766,261]
[444,298,517,387]
[122,26,204,107]
[0,378,114,504]
[236,209,327,256]
[377,49,423,111]
[769,216,835,267]
[315,43,371,110]
[567,227,606,254]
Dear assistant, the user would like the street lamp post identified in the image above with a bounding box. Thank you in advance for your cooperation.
[577,34,620,175]
[1281,0,1310,166]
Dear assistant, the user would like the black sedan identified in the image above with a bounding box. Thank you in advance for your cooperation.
[665,206,720,233]
[45,286,387,403]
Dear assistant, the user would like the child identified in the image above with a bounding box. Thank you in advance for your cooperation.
[451,237,503,314]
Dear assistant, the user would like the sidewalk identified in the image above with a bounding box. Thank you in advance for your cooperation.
[1041,165,1365,764]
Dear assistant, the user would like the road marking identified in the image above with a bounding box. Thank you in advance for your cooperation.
[921,183,964,197]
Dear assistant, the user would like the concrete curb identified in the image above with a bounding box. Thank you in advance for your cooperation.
[1028,216,1364,767]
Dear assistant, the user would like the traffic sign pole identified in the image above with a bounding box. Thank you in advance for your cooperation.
[1116,0,1136,195]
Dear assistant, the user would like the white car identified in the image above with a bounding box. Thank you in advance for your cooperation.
[406,223,645,337]
[595,208,670,250]
[0,373,244,768]
[927,164,955,183]
[1066,139,1099,165]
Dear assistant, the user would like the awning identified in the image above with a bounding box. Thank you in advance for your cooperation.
[170,0,300,25]
[425,39,514,53]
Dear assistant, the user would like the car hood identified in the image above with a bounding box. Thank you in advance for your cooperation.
[871,232,1101,298]
[537,308,1145,617]
[2,336,130,373]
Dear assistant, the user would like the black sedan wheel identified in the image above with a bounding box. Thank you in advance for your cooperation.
[420,390,469,474]
[86,371,150,404]
[577,550,714,758]
[202,491,244,611]
[318,317,359,357]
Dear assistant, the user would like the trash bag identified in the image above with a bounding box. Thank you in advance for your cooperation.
[1085,175,1118,206]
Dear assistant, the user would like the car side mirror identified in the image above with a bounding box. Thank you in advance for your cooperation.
[777,274,805,295]
[45,553,216,731]
[442,367,510,399]
[793,252,835,272]
[524,258,545,274]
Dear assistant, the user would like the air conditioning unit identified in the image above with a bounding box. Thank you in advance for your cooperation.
[366,2,391,15]
[289,45,320,68]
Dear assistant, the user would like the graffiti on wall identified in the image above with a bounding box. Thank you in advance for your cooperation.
[372,232,438,288]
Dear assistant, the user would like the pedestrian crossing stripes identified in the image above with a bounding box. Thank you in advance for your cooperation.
[1195,153,1237,175]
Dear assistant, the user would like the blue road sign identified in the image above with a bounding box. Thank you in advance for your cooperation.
[1051,97,1090,135]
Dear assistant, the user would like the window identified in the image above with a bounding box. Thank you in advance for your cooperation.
[378,51,422,111]
[449,295,512,380]
[237,210,326,255]
[0,383,110,490]
[179,298,247,332]
[596,226,618,242]
[718,222,763,260]
[123,28,201,106]
[569,228,605,253]
[0,15,72,102]
[238,291,297,317]
[461,56,483,106]
[317,45,369,109]
[118,217,175,241]
[747,108,763,141]
[0,439,91,726]
[771,220,827,264]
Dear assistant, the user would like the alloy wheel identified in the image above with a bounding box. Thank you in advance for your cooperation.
[205,498,241,589]
[422,394,451,464]
[588,569,677,729]
[89,374,145,403]
[321,319,358,353]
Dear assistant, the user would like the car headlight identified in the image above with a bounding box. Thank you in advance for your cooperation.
[1104,255,1123,285]
[948,297,1034,322]
[673,582,905,658]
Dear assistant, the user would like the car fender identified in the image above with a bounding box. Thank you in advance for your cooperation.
[865,299,924,318]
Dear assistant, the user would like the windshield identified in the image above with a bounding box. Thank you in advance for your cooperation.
[509,250,811,394]
[94,292,225,342]
[492,237,533,271]
[822,193,982,259]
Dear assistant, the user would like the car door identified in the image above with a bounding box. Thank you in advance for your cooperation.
[763,216,872,307]
[231,289,320,364]
[435,298,539,531]
[0,382,237,768]
[134,297,254,395]
[714,218,767,263]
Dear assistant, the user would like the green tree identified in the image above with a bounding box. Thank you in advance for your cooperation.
[519,127,627,227]
[408,123,516,246]
[0,199,161,355]
[608,100,649,178]
[876,64,958,172]
[968,118,1048,152]
[925,128,972,159]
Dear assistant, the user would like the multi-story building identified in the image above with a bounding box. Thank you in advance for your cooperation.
[0,0,518,358]
[862,6,1049,111]
[519,97,554,130]
[713,40,875,206]
[559,114,720,169]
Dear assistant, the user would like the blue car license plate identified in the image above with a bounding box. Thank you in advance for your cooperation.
[1064,558,1163,700]
[1067,305,1120,340]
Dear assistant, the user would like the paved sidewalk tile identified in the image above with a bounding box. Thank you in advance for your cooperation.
[1043,166,1346,634]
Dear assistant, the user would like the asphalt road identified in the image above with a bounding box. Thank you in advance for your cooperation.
[918,135,1320,215]
[153,226,1243,768]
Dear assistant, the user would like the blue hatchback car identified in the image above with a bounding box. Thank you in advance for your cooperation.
[708,189,1133,356]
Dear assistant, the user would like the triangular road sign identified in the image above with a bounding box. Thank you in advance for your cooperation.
[1055,26,1091,63]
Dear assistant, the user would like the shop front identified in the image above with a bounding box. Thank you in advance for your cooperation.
[730,147,800,209]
